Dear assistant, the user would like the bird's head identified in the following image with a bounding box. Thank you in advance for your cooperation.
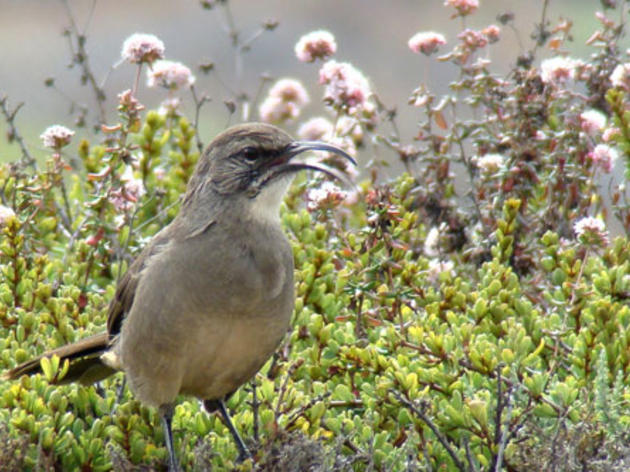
[184,123,356,213]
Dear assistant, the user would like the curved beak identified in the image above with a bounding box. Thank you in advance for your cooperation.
[263,140,357,185]
[285,141,357,166]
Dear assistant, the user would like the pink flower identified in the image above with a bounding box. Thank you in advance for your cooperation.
[579,109,606,135]
[602,127,620,142]
[121,33,165,65]
[319,60,371,113]
[540,57,579,84]
[111,167,146,212]
[40,125,75,149]
[573,216,609,247]
[147,60,195,90]
[259,79,309,124]
[268,79,310,106]
[589,144,619,172]
[610,63,630,90]
[306,181,347,211]
[408,32,447,55]
[444,0,479,17]
[481,25,501,43]
[259,98,299,124]
[0,205,16,226]
[458,29,488,49]
[298,117,334,141]
[295,30,337,63]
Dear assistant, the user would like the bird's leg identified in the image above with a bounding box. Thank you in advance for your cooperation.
[159,403,179,472]
[204,398,252,462]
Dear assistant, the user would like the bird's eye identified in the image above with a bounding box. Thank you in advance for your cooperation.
[242,147,258,163]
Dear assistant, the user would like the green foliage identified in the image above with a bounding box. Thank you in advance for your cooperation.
[1,117,629,469]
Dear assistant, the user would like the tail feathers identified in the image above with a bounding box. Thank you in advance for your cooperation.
[3,332,117,385]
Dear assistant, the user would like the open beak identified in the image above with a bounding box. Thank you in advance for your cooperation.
[263,140,357,185]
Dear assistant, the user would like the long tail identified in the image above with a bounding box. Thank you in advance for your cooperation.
[3,332,117,385]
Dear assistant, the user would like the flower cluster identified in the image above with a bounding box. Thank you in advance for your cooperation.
[444,0,479,17]
[318,60,371,114]
[0,205,16,226]
[540,56,580,84]
[121,33,165,65]
[298,117,334,141]
[610,63,630,90]
[40,125,75,150]
[295,30,337,63]
[259,78,310,123]
[580,109,606,136]
[475,153,505,175]
[589,144,619,173]
[306,181,348,211]
[408,32,447,56]
[573,216,609,247]
[147,60,195,90]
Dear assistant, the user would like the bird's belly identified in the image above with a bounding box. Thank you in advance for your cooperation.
[179,312,289,399]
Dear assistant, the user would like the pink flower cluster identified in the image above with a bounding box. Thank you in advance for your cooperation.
[589,144,619,173]
[444,0,479,17]
[147,60,195,90]
[408,32,447,56]
[40,125,75,150]
[295,30,337,63]
[540,57,580,85]
[259,79,310,123]
[121,33,165,65]
[573,216,609,247]
[306,181,348,211]
[319,60,371,113]
[111,167,146,212]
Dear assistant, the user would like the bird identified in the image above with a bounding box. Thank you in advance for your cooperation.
[3,122,356,471]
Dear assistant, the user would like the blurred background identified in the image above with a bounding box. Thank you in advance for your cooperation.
[0,0,624,167]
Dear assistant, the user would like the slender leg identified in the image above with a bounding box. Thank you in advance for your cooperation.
[159,404,179,472]
[204,398,251,461]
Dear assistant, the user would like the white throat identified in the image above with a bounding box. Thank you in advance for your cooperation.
[246,176,293,225]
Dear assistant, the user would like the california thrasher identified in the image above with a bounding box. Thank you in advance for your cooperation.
[3,122,355,471]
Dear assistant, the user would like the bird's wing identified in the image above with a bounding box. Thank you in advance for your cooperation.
[106,232,171,336]
[105,217,217,336]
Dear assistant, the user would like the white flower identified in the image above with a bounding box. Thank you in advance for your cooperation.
[298,117,334,141]
[408,32,447,55]
[476,153,504,174]
[147,60,195,90]
[259,97,299,124]
[0,205,16,225]
[573,216,609,246]
[306,181,347,211]
[580,109,607,135]
[540,57,579,84]
[424,226,442,257]
[40,125,75,149]
[121,33,165,64]
[610,63,630,89]
[295,30,337,63]
[268,79,310,107]
[589,144,619,173]
[427,259,455,283]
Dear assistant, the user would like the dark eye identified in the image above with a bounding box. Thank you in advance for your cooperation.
[242,147,258,163]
